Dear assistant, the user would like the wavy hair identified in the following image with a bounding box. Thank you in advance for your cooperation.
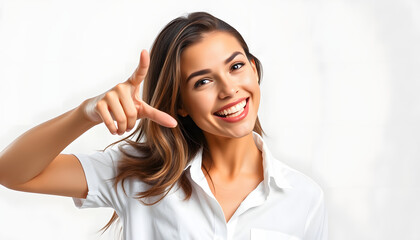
[100,11,264,234]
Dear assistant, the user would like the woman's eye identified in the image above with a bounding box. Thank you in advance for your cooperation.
[231,62,245,71]
[194,79,210,88]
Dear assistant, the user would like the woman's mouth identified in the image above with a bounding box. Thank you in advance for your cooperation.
[213,97,250,122]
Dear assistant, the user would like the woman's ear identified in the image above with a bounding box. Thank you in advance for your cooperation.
[250,58,259,83]
[178,108,188,117]
[177,98,189,117]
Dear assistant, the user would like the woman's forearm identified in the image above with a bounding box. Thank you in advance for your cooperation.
[0,100,98,187]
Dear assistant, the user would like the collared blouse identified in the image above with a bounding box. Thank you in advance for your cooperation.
[72,132,328,240]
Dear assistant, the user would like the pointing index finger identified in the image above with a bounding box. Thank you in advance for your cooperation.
[140,102,178,128]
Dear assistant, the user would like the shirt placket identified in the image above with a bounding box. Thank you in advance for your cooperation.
[188,145,270,240]
[212,181,267,240]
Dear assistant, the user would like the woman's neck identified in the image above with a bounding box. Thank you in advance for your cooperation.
[202,132,262,179]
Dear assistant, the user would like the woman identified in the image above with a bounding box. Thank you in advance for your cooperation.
[0,12,327,239]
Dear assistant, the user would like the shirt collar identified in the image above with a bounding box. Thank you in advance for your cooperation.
[184,132,293,191]
[252,132,293,191]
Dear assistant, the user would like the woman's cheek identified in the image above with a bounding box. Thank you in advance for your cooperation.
[241,75,259,92]
[191,93,214,115]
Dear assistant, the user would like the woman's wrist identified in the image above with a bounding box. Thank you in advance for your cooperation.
[74,99,102,129]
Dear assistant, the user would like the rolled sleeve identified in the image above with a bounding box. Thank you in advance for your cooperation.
[71,147,122,209]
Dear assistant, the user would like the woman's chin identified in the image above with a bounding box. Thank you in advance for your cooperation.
[228,126,255,138]
[204,122,256,140]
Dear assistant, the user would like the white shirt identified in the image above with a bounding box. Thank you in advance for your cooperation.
[73,132,328,240]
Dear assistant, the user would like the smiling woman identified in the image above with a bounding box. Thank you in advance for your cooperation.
[179,31,261,138]
[0,12,327,240]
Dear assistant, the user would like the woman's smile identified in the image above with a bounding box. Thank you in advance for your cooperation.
[213,97,249,122]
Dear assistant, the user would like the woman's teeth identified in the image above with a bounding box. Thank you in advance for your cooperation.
[215,99,247,118]
[225,107,244,118]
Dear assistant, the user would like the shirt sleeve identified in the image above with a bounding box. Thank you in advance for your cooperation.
[71,146,126,210]
[303,189,329,240]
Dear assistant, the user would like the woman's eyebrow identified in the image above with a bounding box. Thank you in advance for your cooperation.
[186,69,211,83]
[186,51,244,82]
[224,51,243,64]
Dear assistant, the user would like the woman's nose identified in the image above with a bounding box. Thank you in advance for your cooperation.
[217,76,239,99]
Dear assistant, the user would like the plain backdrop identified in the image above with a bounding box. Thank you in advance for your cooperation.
[1,0,419,239]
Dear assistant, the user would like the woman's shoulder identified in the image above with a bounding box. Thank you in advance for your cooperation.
[72,143,147,184]
[272,157,325,199]
[85,142,145,163]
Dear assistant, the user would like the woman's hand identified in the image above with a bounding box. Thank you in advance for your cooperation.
[82,50,177,135]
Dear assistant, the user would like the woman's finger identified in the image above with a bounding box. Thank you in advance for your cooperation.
[105,93,128,135]
[128,50,150,87]
[139,102,178,128]
[96,101,117,134]
[119,92,138,131]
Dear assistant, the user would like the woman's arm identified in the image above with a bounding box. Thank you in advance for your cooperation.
[0,50,176,198]
[0,104,95,197]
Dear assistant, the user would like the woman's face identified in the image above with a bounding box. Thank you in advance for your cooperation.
[179,31,260,139]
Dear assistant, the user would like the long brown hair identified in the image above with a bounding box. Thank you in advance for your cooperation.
[100,11,264,234]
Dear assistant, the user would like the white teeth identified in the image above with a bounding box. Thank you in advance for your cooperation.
[216,99,247,116]
[233,105,239,112]
[226,107,244,118]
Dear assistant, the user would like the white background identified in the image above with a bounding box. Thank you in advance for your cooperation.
[1,0,419,239]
